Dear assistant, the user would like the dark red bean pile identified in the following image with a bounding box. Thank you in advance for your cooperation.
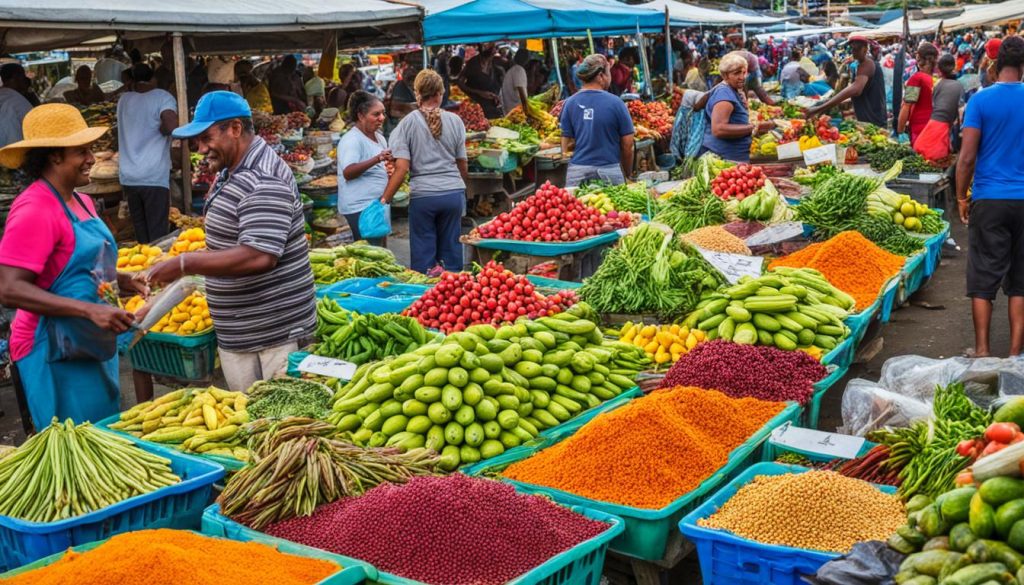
[659,340,828,405]
[265,474,609,584]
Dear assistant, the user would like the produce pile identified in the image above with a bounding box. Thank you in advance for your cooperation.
[109,387,249,461]
[659,340,828,405]
[246,378,333,420]
[682,225,752,255]
[618,322,706,366]
[473,182,635,242]
[310,242,431,285]
[710,163,767,200]
[768,231,906,312]
[403,261,576,333]
[314,297,430,362]
[116,244,162,272]
[885,473,1024,584]
[265,474,609,585]
[502,386,786,509]
[328,315,647,469]
[167,227,206,257]
[148,291,213,335]
[865,142,936,173]
[654,177,728,234]
[0,420,179,522]
[868,383,991,499]
[0,529,340,585]
[502,105,559,142]
[575,181,659,215]
[455,100,489,131]
[219,418,439,529]
[698,470,905,553]
[820,444,904,486]
[867,187,947,234]
[683,269,853,355]
[578,223,724,320]
[627,99,673,139]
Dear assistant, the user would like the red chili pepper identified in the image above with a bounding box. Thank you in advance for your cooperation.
[957,439,978,457]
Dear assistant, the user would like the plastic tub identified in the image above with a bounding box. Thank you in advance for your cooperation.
[678,462,897,585]
[315,277,429,315]
[127,329,218,381]
[901,252,928,303]
[921,222,949,277]
[203,502,622,585]
[821,334,854,370]
[878,276,900,323]
[0,434,224,571]
[0,529,369,585]
[470,229,622,257]
[462,401,801,561]
[95,413,246,473]
[800,364,848,430]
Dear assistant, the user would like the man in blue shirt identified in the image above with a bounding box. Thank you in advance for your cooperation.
[956,35,1024,357]
[559,54,635,187]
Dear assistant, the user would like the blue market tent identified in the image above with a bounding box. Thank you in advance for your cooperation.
[421,0,671,45]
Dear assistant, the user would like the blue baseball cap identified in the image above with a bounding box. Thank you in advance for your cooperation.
[172,91,252,138]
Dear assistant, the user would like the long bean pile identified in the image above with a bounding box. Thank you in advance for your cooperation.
[868,383,990,499]
[218,418,440,529]
[652,177,727,234]
[0,419,180,522]
[841,214,925,256]
[579,223,723,319]
[795,172,880,231]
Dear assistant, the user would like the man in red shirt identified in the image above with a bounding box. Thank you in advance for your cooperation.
[898,42,938,146]
[609,47,638,96]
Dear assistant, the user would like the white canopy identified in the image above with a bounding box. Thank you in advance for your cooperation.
[637,0,784,26]
[0,0,423,53]
[861,0,1024,39]
[754,26,865,42]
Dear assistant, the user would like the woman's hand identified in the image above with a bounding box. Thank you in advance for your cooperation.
[90,304,135,333]
[378,149,393,163]
[755,121,775,136]
[120,272,150,297]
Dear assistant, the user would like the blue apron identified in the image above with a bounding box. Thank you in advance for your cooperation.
[15,182,120,429]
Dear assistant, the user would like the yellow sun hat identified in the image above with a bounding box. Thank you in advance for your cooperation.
[0,103,108,169]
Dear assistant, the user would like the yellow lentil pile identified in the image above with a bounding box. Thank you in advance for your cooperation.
[681,226,751,255]
[698,471,905,553]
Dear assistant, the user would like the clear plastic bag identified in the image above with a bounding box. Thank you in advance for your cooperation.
[46,238,119,362]
[122,276,204,349]
[877,355,970,402]
[839,378,934,437]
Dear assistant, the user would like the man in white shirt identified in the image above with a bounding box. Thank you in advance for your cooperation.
[95,49,129,85]
[499,48,532,117]
[0,65,33,149]
[117,63,178,243]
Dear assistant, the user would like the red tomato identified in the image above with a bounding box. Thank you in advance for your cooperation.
[985,422,1020,444]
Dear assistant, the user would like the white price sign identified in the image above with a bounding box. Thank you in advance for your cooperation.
[695,247,764,285]
[297,355,358,381]
[770,422,866,460]
[776,141,802,160]
[802,144,837,167]
[745,222,805,246]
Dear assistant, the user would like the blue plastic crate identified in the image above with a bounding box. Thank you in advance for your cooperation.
[679,462,897,585]
[202,505,379,582]
[95,413,246,473]
[0,529,368,584]
[470,229,622,257]
[800,364,848,430]
[901,252,928,303]
[462,400,801,561]
[0,432,224,571]
[204,502,621,585]
[878,276,900,323]
[316,278,430,315]
[921,221,949,277]
[821,334,854,370]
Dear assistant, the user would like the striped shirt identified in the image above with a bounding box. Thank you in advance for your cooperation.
[203,136,316,351]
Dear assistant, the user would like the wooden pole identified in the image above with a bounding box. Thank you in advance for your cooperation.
[172,33,192,215]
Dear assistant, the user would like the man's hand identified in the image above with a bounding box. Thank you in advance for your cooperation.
[958,198,970,225]
[90,305,134,333]
[481,91,498,102]
[144,258,183,288]
[755,121,775,135]
[806,105,823,118]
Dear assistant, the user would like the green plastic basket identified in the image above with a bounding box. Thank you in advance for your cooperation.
[95,413,246,473]
[463,400,801,562]
[128,330,218,381]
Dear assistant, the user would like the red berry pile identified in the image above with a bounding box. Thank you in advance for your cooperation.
[266,475,610,585]
[404,261,576,333]
[710,164,767,200]
[815,116,841,143]
[477,181,633,242]
[627,100,673,137]
[456,100,490,132]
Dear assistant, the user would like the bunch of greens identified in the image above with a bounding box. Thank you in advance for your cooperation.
[247,378,334,420]
[579,223,723,319]
[652,177,726,234]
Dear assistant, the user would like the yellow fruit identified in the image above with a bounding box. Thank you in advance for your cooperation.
[634,336,649,349]
[145,246,161,257]
[188,241,205,251]
[117,257,129,268]
[179,321,196,333]
[893,212,905,225]
[685,333,698,350]
[669,324,680,335]
[643,340,660,354]
[654,346,671,364]
[130,254,147,265]
[670,342,686,354]
[203,318,214,329]
[656,331,675,346]
[904,217,921,232]
[900,202,916,217]
[190,315,204,325]
[170,313,189,323]
[640,325,657,338]
[190,306,205,317]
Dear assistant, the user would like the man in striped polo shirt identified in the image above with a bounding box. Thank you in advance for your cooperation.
[146,91,315,390]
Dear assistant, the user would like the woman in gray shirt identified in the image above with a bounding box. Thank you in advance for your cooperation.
[381,69,469,273]
[914,54,964,164]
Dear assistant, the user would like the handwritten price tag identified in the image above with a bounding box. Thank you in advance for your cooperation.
[770,422,865,460]
[803,144,837,166]
[694,247,764,285]
[297,355,358,381]
[745,222,805,246]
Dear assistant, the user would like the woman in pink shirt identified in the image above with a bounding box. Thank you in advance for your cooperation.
[0,104,146,432]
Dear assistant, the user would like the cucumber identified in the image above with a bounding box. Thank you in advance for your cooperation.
[773,331,798,351]
[427,402,452,425]
[462,383,484,406]
[725,305,751,322]
[482,420,502,439]
[438,445,460,471]
[950,523,978,553]
[381,414,409,437]
[423,367,450,388]
[453,405,475,426]
[464,423,485,447]
[474,399,498,421]
[406,415,433,435]
[480,439,505,459]
[752,313,782,332]
[497,410,520,430]
[478,353,505,373]
[459,445,481,464]
[434,344,464,368]
[444,422,464,445]
[414,386,442,403]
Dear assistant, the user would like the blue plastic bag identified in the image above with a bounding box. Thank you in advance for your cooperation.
[358,199,391,239]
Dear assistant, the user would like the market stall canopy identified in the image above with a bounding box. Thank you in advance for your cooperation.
[0,0,423,53]
[637,0,784,26]
[419,0,670,45]
[753,25,865,42]
[860,0,1024,39]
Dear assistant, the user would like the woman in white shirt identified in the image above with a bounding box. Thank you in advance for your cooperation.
[337,90,392,244]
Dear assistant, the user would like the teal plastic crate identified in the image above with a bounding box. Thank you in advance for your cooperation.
[203,502,622,585]
[470,229,622,257]
[900,252,928,304]
[128,329,218,381]
[202,505,379,581]
[0,529,368,584]
[879,276,900,323]
[921,221,949,277]
[679,462,897,585]
[463,400,801,561]
[799,364,848,430]
[0,433,223,571]
[95,413,246,473]
[820,334,854,370]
